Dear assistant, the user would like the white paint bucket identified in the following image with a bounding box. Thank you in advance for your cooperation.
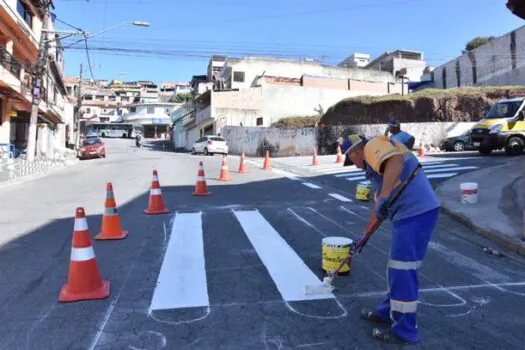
[460,182,478,204]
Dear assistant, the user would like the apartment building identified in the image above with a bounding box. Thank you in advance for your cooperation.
[159,81,191,101]
[0,0,72,159]
[365,49,428,82]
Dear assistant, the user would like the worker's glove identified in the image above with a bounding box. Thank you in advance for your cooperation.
[375,196,389,221]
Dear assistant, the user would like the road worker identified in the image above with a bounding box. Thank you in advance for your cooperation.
[385,119,416,150]
[345,134,440,344]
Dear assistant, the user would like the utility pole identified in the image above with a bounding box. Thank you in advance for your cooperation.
[75,63,83,148]
[26,1,52,162]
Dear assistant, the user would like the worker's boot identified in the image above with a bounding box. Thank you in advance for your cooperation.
[360,308,391,324]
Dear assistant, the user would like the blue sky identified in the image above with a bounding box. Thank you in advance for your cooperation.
[54,0,524,84]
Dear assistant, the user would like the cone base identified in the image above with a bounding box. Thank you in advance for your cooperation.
[238,169,248,173]
[192,191,211,196]
[95,230,128,240]
[144,208,170,215]
[58,280,110,303]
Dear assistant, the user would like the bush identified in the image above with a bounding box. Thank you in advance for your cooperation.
[271,116,321,128]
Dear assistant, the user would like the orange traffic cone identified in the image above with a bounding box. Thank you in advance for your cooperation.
[417,143,425,157]
[262,150,271,170]
[193,161,211,196]
[312,149,319,166]
[144,169,170,215]
[335,145,344,163]
[95,182,128,240]
[59,207,110,302]
[218,155,232,181]
[238,152,248,173]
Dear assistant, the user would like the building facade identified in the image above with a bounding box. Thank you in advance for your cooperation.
[365,50,428,82]
[0,0,72,159]
[122,102,181,138]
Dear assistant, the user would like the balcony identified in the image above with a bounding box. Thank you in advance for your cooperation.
[0,47,22,80]
[195,106,211,124]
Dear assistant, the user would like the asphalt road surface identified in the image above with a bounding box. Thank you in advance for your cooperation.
[0,139,524,350]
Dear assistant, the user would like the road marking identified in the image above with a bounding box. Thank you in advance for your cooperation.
[150,212,209,310]
[302,182,321,189]
[233,210,334,301]
[422,163,458,169]
[334,169,362,177]
[426,172,458,179]
[345,175,367,182]
[424,166,478,173]
[329,193,353,202]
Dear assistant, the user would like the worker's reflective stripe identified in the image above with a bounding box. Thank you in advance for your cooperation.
[104,207,118,216]
[388,259,422,270]
[151,188,162,195]
[71,246,95,261]
[198,176,205,181]
[391,299,418,313]
[74,218,89,231]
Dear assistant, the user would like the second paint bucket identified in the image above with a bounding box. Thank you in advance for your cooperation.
[460,182,478,204]
[322,236,353,274]
[356,181,372,201]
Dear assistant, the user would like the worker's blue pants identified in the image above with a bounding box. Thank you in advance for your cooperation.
[375,208,440,342]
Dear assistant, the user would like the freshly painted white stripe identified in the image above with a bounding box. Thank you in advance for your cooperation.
[150,212,209,310]
[345,175,367,182]
[151,188,162,195]
[427,172,458,179]
[422,163,458,169]
[329,193,353,202]
[71,246,95,261]
[74,218,89,231]
[234,210,334,301]
[334,169,363,177]
[424,166,478,173]
[302,182,321,189]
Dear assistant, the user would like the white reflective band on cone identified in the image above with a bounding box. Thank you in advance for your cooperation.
[151,188,162,195]
[198,176,205,181]
[153,176,159,181]
[391,300,418,313]
[388,259,422,270]
[71,246,95,261]
[74,218,89,231]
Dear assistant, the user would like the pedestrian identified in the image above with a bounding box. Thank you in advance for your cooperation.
[345,133,440,344]
[385,119,416,150]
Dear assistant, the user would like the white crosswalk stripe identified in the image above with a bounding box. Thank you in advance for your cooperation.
[270,155,479,183]
[149,208,337,311]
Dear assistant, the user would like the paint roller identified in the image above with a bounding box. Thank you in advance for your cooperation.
[304,163,422,296]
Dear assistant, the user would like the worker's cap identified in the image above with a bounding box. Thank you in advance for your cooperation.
[346,134,368,153]
[388,118,400,127]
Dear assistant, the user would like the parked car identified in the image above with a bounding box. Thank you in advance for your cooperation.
[191,135,229,155]
[78,138,106,160]
[439,131,477,152]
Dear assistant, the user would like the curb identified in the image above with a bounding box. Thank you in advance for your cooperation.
[0,159,80,190]
[440,195,525,257]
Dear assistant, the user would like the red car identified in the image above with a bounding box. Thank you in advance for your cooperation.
[78,138,106,160]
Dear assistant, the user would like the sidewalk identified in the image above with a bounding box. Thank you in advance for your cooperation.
[435,157,525,256]
[0,150,79,188]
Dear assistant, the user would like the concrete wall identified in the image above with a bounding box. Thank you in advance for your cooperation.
[349,122,476,147]
[222,126,318,157]
[222,121,476,157]
[434,25,525,88]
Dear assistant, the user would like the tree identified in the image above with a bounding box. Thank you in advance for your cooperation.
[462,36,495,53]
[171,93,192,103]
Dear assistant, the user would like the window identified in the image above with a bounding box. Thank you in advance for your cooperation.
[84,95,93,100]
[86,108,91,114]
[121,96,129,102]
[233,71,245,82]
[96,95,104,101]
[147,107,155,114]
[256,117,263,126]
[17,0,32,28]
